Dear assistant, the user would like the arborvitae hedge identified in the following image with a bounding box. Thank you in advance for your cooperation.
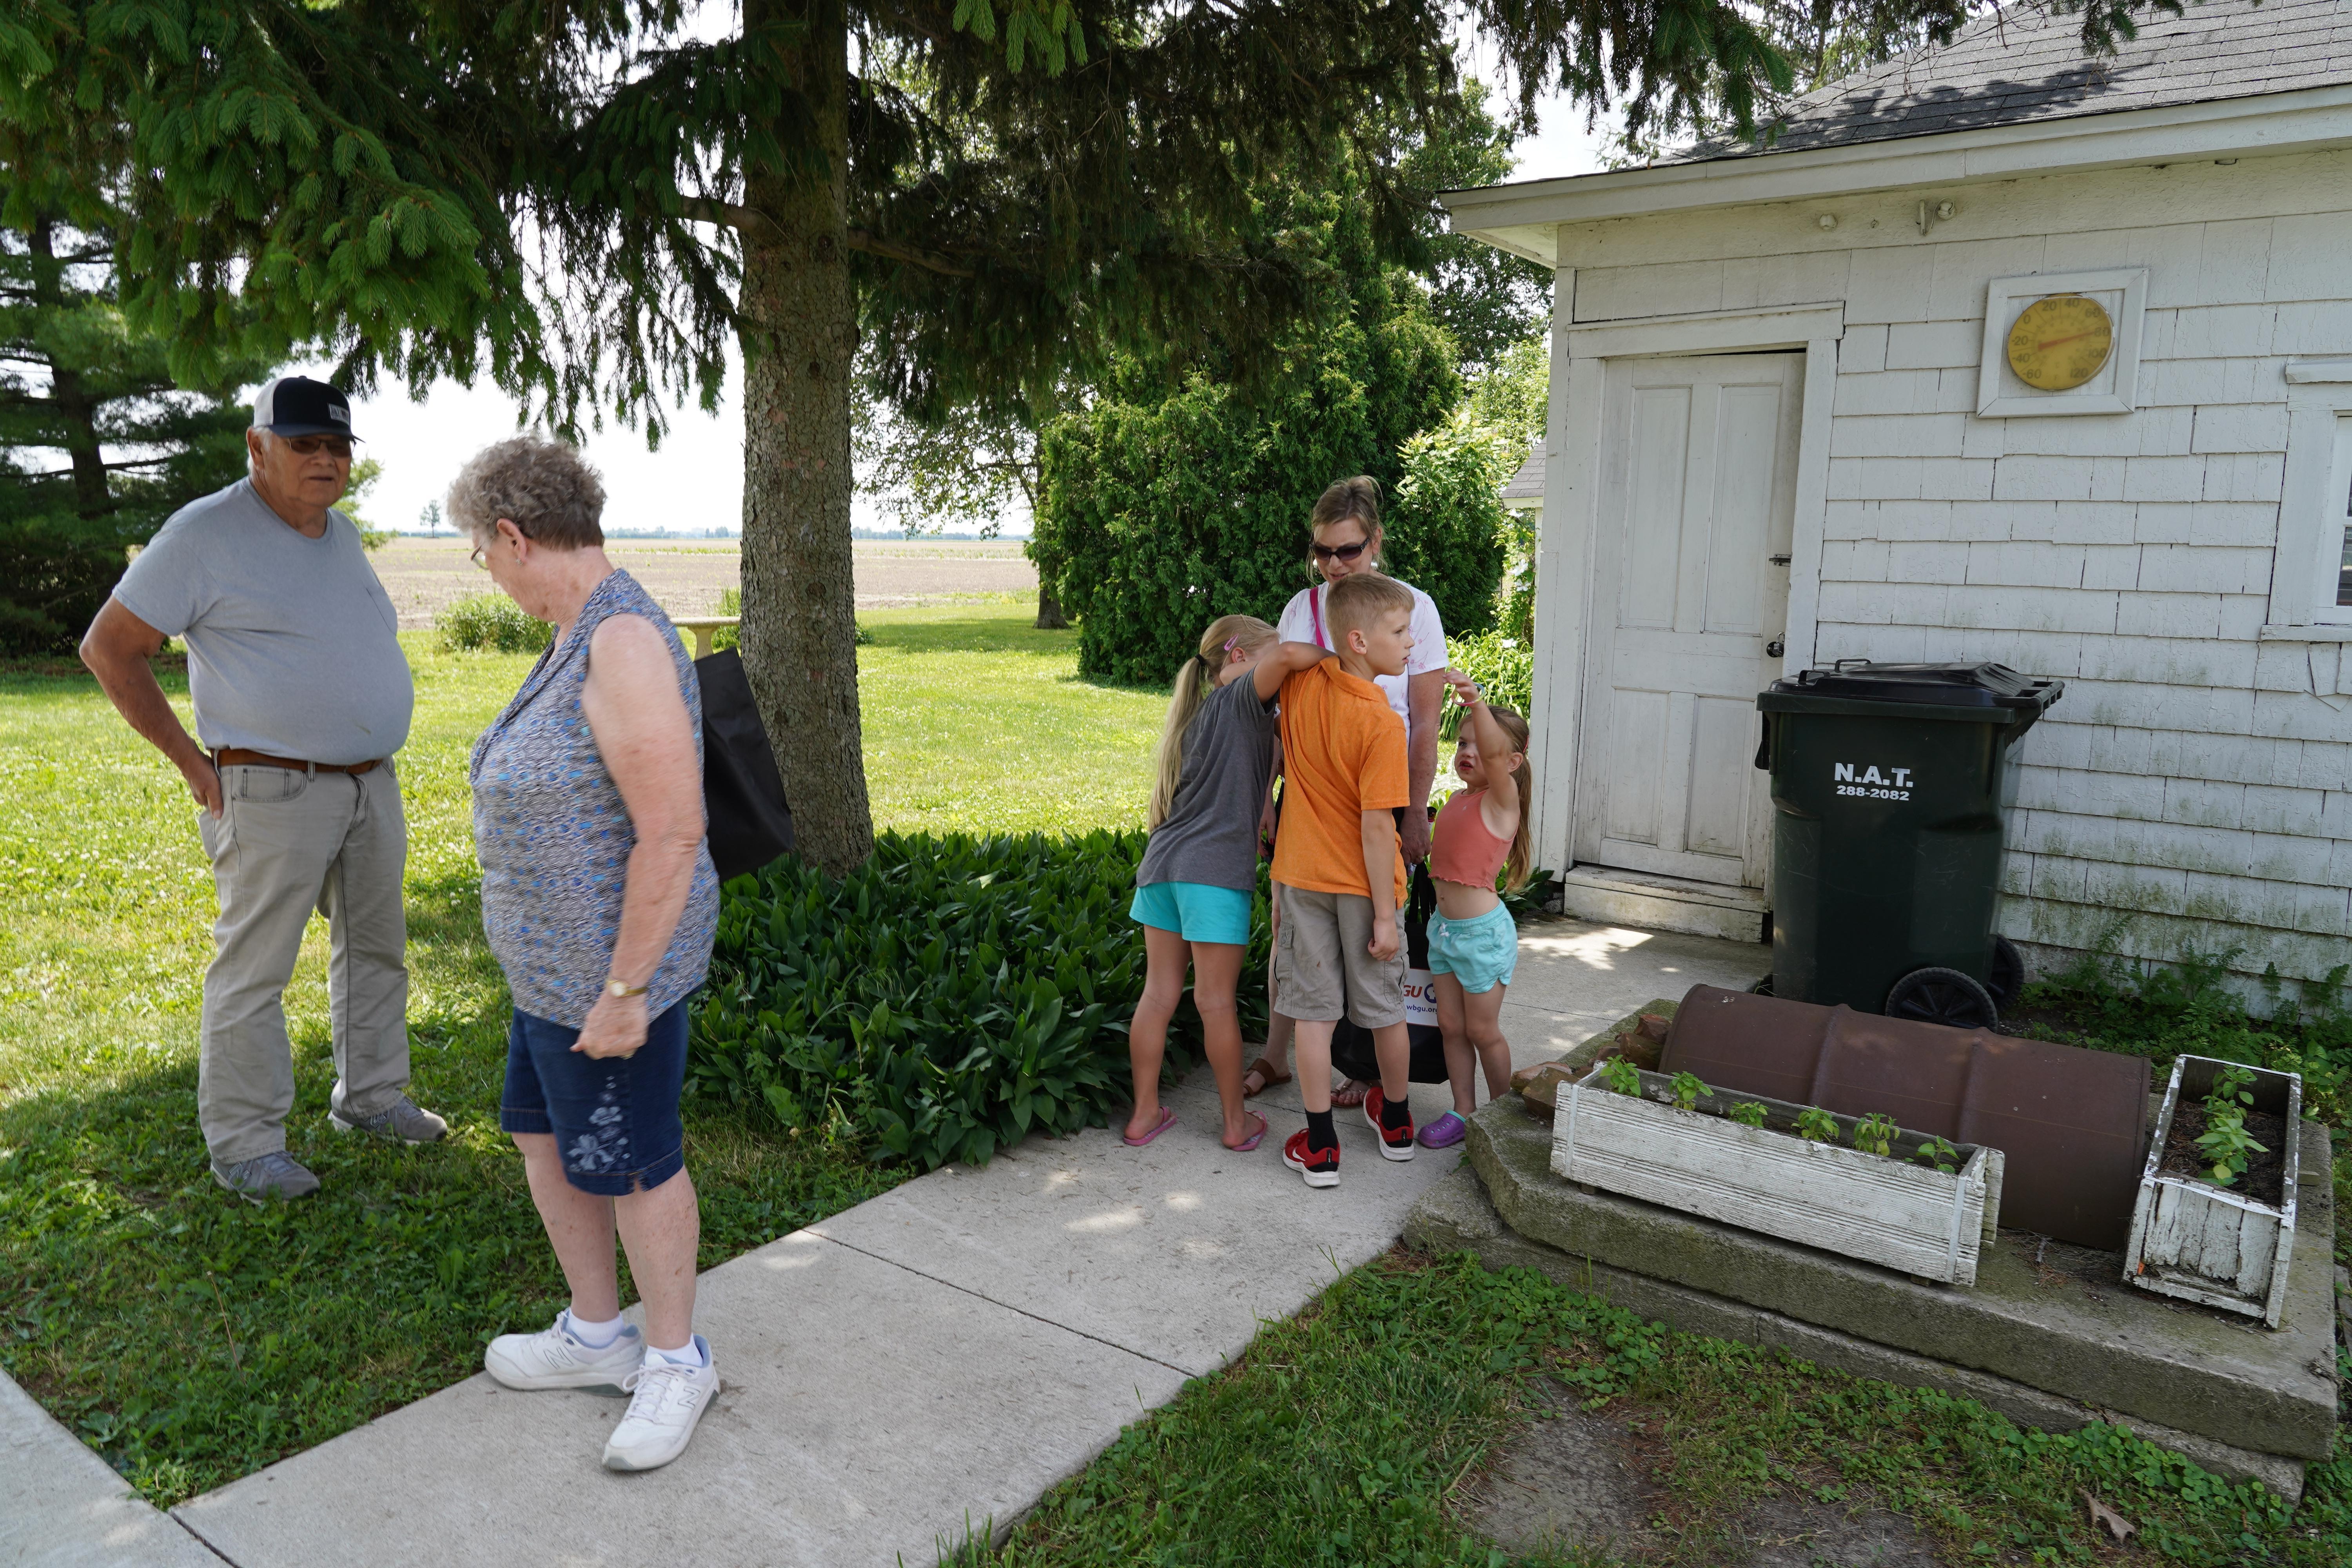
[1031,240,1461,685]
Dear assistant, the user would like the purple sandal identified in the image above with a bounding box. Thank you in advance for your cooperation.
[1122,1105,1178,1147]
[1417,1111,1468,1150]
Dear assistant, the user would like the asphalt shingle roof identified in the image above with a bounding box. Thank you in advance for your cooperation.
[1683,0,2352,162]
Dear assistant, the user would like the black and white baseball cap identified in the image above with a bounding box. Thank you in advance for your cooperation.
[251,376,360,440]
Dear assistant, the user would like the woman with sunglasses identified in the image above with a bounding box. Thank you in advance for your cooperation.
[1243,476,1449,1106]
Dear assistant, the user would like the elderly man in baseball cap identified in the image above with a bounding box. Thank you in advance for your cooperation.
[80,375,446,1202]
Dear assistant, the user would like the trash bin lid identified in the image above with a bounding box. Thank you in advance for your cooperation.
[1766,661,2062,714]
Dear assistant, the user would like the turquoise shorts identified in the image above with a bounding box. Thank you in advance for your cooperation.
[1130,881,1254,946]
[1427,902,1519,995]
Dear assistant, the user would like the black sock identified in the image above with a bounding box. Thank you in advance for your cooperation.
[1306,1109,1336,1153]
[1378,1092,1413,1132]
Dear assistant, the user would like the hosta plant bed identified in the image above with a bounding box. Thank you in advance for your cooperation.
[2124,1054,2302,1327]
[1553,1064,2004,1286]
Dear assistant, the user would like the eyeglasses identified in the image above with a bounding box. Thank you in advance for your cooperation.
[469,543,487,570]
[285,436,354,458]
[1310,540,1370,564]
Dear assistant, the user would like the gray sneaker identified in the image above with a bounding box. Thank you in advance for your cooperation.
[329,1095,448,1145]
[212,1151,322,1203]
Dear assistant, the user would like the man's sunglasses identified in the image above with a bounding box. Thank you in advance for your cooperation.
[1310,540,1370,564]
[284,435,354,458]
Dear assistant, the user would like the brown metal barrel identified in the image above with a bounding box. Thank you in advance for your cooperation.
[1659,985,2149,1250]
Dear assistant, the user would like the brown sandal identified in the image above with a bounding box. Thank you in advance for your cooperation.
[1242,1056,1292,1098]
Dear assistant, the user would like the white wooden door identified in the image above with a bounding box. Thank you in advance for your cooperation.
[1573,353,1802,888]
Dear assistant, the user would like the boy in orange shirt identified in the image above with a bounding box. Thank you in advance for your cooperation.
[1273,572,1419,1187]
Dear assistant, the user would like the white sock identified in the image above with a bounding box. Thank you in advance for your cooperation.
[646,1338,705,1368]
[565,1310,626,1348]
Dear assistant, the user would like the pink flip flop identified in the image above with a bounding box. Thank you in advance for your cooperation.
[1122,1105,1178,1147]
[1223,1111,1268,1153]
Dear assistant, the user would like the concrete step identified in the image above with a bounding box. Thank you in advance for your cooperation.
[1420,1087,2339,1497]
[1557,865,1770,944]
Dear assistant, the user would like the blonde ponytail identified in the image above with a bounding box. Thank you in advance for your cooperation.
[1149,615,1277,829]
[1485,706,1535,893]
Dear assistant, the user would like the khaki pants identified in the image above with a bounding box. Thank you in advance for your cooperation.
[195,762,410,1164]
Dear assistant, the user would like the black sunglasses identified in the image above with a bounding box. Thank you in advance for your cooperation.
[1310,540,1370,564]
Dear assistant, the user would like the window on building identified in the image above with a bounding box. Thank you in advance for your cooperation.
[2272,376,2352,631]
[2336,416,2352,610]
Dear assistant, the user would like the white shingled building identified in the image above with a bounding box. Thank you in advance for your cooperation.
[1443,0,2352,998]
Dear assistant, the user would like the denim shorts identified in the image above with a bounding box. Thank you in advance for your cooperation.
[1428,902,1519,995]
[1130,880,1254,946]
[500,996,693,1195]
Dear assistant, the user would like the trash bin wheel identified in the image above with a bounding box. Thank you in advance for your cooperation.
[1987,936,2024,1009]
[1885,966,1998,1031]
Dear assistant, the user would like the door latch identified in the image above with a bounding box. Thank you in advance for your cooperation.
[1766,639,1785,659]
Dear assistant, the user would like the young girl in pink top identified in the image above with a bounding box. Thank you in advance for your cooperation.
[1416,677,1533,1150]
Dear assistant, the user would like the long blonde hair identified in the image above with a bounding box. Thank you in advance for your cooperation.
[1150,615,1277,829]
[1483,706,1535,892]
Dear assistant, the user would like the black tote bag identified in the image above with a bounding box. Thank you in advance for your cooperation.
[693,648,794,882]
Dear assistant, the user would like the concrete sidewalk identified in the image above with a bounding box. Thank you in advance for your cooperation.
[9,919,1764,1568]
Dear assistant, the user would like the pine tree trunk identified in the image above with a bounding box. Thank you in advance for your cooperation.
[28,221,111,519]
[735,0,873,875]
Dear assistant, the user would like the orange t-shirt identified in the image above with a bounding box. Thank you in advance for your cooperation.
[1274,661,1409,903]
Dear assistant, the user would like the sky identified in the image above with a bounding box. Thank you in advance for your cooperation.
[320,49,1620,542]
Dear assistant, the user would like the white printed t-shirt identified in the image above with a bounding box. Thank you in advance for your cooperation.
[1274,578,1448,726]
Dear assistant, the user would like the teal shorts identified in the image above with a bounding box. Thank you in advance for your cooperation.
[1427,902,1519,995]
[1130,881,1254,946]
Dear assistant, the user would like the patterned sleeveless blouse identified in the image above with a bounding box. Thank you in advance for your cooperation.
[469,570,720,1028]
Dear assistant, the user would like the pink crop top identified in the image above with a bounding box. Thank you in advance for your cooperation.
[1431,789,1512,888]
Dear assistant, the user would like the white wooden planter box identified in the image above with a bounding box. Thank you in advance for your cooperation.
[2123,1055,2302,1327]
[1553,1065,2004,1286]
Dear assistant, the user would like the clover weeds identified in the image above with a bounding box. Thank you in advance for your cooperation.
[1601,1055,1642,1096]
[1730,1101,1769,1129]
[1668,1071,1710,1112]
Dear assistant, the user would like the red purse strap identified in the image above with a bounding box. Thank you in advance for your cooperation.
[1308,584,1327,648]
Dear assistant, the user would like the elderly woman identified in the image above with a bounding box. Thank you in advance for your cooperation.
[451,436,722,1474]
[1246,475,1448,1106]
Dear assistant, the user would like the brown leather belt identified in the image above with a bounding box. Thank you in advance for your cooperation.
[213,748,382,775]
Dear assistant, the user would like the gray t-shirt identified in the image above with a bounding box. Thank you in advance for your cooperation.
[1136,673,1279,893]
[114,478,413,765]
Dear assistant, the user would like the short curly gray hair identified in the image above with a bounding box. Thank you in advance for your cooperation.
[446,435,606,550]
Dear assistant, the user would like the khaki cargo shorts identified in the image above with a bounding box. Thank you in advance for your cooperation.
[1272,883,1407,1028]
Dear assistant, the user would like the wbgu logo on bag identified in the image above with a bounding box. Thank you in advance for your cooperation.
[1402,969,1438,1028]
[1833,762,1915,802]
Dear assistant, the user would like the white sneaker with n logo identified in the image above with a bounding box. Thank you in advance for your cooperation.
[603,1338,719,1472]
[484,1311,643,1394]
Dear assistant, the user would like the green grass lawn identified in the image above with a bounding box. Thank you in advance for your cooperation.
[0,601,1161,1506]
[956,1251,2351,1568]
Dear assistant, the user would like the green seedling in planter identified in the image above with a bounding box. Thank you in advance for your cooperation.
[1600,1056,1642,1096]
[1851,1112,1900,1158]
[1729,1101,1769,1129]
[1668,1071,1711,1112]
[2194,1112,2266,1188]
[1913,1134,1961,1174]
[1796,1107,1840,1144]
[2205,1063,2258,1118]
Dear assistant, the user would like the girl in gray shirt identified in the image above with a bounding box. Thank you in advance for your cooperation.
[1124,615,1330,1155]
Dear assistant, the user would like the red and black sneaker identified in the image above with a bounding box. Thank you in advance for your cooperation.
[1363,1087,1417,1162]
[1282,1129,1340,1189]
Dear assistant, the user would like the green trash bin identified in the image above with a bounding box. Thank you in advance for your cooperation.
[1755,661,2062,1029]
